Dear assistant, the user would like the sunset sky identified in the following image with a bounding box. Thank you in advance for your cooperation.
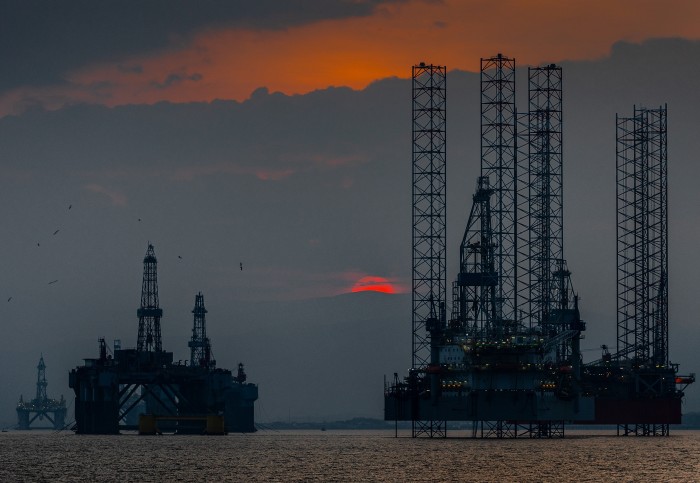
[3,0,700,115]
[3,0,700,422]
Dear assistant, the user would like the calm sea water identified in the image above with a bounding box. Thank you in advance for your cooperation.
[1,429,699,481]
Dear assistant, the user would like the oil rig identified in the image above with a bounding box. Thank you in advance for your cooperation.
[16,355,67,430]
[384,57,694,437]
[69,243,258,434]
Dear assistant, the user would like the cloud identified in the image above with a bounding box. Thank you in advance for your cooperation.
[84,183,127,206]
[0,0,405,94]
[150,72,203,90]
[117,64,144,75]
[255,168,295,181]
[169,163,296,182]
[0,82,385,185]
[4,2,699,115]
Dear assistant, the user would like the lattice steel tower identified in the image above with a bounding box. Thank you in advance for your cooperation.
[136,243,163,352]
[189,292,212,367]
[616,106,668,366]
[527,65,566,333]
[35,355,48,401]
[412,63,446,370]
[480,55,517,334]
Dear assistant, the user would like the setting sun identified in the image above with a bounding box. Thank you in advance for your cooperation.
[350,276,397,294]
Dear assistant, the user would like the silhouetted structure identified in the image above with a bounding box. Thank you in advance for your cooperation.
[385,57,694,438]
[17,355,67,430]
[69,244,257,434]
[411,62,447,437]
[189,292,212,367]
[481,54,518,330]
[137,244,163,353]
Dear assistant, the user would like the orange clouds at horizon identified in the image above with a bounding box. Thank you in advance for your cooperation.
[2,0,699,115]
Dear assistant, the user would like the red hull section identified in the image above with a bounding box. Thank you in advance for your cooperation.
[581,398,682,425]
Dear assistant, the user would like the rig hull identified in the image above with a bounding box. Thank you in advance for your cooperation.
[385,393,682,425]
[385,391,595,422]
[69,349,258,434]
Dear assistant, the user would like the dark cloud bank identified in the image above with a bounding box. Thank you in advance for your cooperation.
[1,38,700,425]
[0,0,402,93]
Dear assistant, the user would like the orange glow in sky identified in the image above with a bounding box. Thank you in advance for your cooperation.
[2,0,699,115]
[351,276,398,294]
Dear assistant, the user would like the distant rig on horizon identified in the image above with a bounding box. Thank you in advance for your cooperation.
[385,55,694,438]
[16,355,67,430]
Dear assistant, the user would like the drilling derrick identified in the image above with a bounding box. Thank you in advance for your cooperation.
[36,355,48,401]
[16,355,67,430]
[455,176,497,337]
[137,243,163,353]
[189,292,212,367]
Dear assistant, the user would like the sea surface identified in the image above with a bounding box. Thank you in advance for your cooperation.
[1,429,699,482]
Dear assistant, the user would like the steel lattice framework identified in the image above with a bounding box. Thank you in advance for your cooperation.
[456,176,497,338]
[35,355,48,401]
[480,55,517,334]
[412,63,446,370]
[189,292,212,367]
[616,106,668,366]
[515,109,531,327]
[528,66,564,332]
[137,243,164,352]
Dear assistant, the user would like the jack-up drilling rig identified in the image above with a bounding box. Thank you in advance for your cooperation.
[384,57,693,438]
[69,243,258,434]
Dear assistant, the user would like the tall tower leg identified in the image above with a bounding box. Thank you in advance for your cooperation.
[412,63,446,438]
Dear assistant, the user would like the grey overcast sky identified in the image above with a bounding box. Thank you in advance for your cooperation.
[1,1,700,425]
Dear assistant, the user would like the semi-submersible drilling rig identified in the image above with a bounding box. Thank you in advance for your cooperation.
[69,244,258,434]
[16,355,67,430]
[384,56,694,438]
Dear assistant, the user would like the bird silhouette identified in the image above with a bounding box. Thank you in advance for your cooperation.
[48,280,58,285]
[53,229,59,235]
[240,262,243,271]
[68,204,72,210]
[178,255,183,260]
[7,297,12,302]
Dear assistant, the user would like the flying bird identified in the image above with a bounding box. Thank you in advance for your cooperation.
[240,262,243,271]
[178,255,182,260]
[138,218,142,222]
[37,242,40,247]
[53,229,60,235]
[7,297,12,302]
[48,280,58,285]
[68,204,72,210]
